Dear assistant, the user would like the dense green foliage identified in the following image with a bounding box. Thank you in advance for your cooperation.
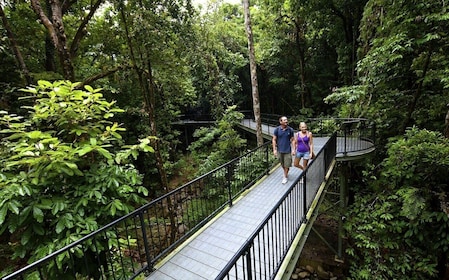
[0,81,152,271]
[188,106,247,174]
[345,128,449,279]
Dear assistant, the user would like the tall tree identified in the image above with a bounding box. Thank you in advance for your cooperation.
[187,1,247,119]
[112,0,201,243]
[0,4,32,84]
[243,0,263,146]
[345,128,449,279]
[2,0,106,81]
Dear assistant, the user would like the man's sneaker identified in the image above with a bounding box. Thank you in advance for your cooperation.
[282,177,288,184]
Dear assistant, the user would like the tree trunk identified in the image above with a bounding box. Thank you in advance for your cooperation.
[293,17,306,109]
[119,5,176,243]
[30,0,75,80]
[401,51,432,133]
[0,5,32,84]
[70,0,104,58]
[243,0,264,147]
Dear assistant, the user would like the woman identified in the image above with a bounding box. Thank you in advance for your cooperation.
[294,122,314,170]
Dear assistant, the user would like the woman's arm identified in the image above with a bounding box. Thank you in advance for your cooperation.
[308,132,314,155]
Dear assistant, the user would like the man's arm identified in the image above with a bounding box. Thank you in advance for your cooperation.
[272,134,277,156]
[291,132,296,155]
[272,128,277,156]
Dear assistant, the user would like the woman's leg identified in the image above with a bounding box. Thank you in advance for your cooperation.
[303,159,309,169]
[294,156,304,170]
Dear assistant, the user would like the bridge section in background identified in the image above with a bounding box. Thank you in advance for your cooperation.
[239,118,375,161]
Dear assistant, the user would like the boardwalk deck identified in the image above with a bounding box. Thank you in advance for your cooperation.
[146,138,330,280]
[147,119,374,279]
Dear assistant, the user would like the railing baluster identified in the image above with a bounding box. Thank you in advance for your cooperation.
[138,211,152,273]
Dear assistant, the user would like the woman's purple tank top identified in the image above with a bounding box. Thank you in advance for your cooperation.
[296,133,310,153]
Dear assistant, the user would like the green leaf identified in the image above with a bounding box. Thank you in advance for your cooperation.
[33,206,44,223]
[94,191,102,199]
[97,147,112,159]
[0,206,7,225]
[143,146,155,153]
[90,138,97,146]
[28,131,43,139]
[56,219,65,234]
[77,146,93,156]
[110,203,116,216]
[39,199,53,209]
[21,227,32,245]
[52,200,66,215]
[8,201,20,215]
[60,166,74,176]
[33,223,45,235]
[84,85,94,92]
[37,80,53,88]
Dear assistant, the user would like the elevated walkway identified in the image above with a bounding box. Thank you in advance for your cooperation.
[3,116,374,280]
[147,137,332,279]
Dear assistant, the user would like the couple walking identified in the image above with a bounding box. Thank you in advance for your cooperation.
[272,116,313,184]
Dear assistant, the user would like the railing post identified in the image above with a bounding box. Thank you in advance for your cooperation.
[343,124,348,156]
[227,163,233,207]
[139,212,154,273]
[265,143,269,175]
[337,162,348,261]
[245,249,253,279]
[302,172,307,223]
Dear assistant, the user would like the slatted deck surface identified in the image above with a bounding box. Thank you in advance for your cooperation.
[146,120,375,279]
[146,138,329,280]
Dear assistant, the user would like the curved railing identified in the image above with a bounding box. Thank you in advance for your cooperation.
[241,113,376,158]
[3,142,278,280]
[307,118,376,157]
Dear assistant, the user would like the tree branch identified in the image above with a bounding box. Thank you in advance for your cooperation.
[30,0,58,47]
[76,64,132,89]
[70,0,104,58]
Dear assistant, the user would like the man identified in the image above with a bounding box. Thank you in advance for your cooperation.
[272,116,295,184]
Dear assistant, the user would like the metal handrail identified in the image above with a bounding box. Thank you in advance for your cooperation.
[306,117,375,156]
[3,142,278,280]
[215,133,337,279]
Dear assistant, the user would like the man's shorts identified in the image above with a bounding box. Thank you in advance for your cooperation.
[279,153,292,167]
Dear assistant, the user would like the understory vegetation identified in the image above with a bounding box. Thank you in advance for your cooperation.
[1,0,449,279]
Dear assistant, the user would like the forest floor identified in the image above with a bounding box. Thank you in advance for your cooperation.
[296,213,349,279]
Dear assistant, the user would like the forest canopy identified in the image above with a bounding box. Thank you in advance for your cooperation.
[1,0,448,279]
